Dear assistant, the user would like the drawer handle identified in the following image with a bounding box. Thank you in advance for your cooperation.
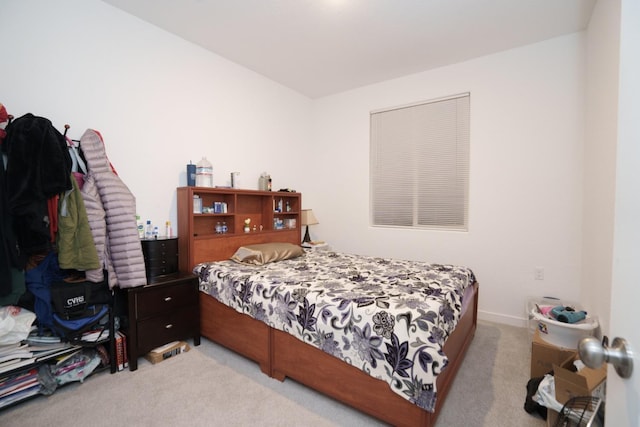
[164,296,172,302]
[165,324,173,329]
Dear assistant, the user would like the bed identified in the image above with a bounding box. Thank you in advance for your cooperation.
[191,235,478,427]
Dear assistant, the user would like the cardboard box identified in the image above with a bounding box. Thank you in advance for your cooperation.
[553,356,607,405]
[546,409,560,427]
[144,341,190,364]
[531,330,576,378]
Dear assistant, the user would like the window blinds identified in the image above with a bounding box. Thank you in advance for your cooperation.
[370,93,470,231]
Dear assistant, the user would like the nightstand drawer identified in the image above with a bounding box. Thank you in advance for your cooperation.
[146,263,178,279]
[135,282,198,319]
[136,306,199,353]
[142,238,178,258]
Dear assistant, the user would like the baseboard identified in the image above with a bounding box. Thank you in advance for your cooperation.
[477,310,529,328]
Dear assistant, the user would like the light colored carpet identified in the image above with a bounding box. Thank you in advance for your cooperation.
[0,321,547,426]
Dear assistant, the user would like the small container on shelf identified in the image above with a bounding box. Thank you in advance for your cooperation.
[195,157,213,187]
[193,196,203,214]
[136,215,144,239]
[213,201,228,213]
[258,172,271,191]
[273,218,284,230]
[144,220,153,239]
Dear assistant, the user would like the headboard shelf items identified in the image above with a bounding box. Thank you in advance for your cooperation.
[177,187,301,271]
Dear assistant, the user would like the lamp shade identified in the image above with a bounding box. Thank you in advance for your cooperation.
[301,209,319,226]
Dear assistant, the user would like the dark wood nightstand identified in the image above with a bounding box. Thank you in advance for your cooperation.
[124,272,200,370]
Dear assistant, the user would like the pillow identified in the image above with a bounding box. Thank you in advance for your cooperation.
[230,243,304,265]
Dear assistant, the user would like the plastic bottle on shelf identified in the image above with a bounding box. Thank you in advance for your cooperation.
[152,226,159,239]
[259,173,267,191]
[259,172,272,191]
[222,221,228,234]
[144,220,153,239]
[195,157,213,187]
[136,215,144,239]
[165,221,172,238]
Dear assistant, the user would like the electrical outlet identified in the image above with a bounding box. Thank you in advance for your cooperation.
[534,267,544,281]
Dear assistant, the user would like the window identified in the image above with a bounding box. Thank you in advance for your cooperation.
[370,93,470,231]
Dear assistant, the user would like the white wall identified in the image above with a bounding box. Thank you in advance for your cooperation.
[582,0,621,337]
[306,34,587,326]
[2,1,592,327]
[0,0,312,231]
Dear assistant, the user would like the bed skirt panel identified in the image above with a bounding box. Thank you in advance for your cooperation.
[198,281,478,427]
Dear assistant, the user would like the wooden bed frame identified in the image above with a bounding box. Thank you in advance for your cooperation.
[194,234,478,427]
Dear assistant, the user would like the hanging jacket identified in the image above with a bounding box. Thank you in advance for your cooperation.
[80,172,112,284]
[79,129,146,288]
[56,173,100,270]
[3,114,72,255]
[0,148,24,298]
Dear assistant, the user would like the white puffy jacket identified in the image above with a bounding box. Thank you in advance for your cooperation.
[79,129,146,288]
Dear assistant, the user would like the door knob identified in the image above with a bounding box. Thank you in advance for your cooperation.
[578,336,634,379]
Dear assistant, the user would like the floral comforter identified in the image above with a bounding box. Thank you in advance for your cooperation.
[194,249,476,412]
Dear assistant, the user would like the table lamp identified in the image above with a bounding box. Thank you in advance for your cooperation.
[300,209,318,244]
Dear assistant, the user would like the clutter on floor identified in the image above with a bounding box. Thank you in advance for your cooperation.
[524,297,607,427]
[527,297,598,349]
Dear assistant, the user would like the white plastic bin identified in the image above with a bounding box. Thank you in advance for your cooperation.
[530,309,598,349]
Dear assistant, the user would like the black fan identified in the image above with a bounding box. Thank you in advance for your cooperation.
[554,396,604,427]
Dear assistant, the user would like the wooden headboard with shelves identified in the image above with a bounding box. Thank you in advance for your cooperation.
[177,187,301,270]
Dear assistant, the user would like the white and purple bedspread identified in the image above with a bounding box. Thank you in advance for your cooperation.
[194,249,476,412]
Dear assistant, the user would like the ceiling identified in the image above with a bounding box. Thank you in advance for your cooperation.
[101,0,596,99]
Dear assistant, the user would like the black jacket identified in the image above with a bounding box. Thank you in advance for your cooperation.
[0,150,22,297]
[3,113,72,257]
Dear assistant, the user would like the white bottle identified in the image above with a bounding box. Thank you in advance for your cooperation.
[145,220,153,239]
[259,172,268,191]
[165,221,172,238]
[136,215,144,239]
[152,226,159,239]
[195,157,213,187]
